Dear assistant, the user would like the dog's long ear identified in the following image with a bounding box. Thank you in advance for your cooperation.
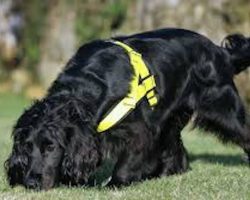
[60,125,101,185]
[5,126,31,186]
[5,141,29,186]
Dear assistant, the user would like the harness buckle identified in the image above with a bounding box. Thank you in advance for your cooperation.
[142,75,156,91]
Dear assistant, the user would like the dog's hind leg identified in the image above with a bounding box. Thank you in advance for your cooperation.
[194,84,250,162]
[157,106,193,176]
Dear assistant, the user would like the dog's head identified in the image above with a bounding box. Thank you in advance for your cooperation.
[5,99,101,190]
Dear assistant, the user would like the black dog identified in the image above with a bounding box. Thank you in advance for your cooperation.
[5,28,250,190]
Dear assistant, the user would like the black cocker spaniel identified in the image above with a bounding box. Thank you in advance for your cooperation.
[5,28,250,190]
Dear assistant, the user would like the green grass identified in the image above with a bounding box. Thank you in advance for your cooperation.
[0,93,250,200]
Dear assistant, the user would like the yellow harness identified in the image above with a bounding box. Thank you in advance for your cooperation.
[97,41,158,132]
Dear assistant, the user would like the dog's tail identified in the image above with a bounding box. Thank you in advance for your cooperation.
[221,34,250,74]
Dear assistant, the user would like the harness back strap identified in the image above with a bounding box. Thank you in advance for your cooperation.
[97,41,158,132]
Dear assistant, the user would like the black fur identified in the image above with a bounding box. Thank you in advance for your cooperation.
[5,28,250,190]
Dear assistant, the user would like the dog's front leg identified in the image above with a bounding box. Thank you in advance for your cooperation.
[107,148,158,187]
[107,151,144,187]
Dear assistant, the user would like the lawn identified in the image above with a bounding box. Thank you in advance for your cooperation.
[0,93,250,200]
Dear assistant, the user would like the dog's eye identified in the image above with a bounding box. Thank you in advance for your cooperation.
[41,139,55,152]
[24,142,33,151]
[46,144,55,152]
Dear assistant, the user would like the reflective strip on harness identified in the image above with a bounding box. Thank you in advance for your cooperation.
[97,41,158,132]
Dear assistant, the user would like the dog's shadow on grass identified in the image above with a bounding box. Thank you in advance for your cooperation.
[189,153,248,166]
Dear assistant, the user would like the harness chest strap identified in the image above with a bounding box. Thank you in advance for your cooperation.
[97,41,158,132]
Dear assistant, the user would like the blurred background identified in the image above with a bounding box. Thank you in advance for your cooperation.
[0,0,249,104]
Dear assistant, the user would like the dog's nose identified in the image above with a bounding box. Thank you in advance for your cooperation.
[24,172,42,189]
[24,178,40,189]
